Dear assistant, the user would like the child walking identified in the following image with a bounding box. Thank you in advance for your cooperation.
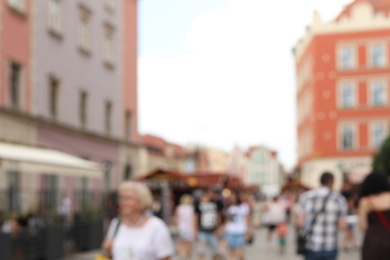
[277,221,288,255]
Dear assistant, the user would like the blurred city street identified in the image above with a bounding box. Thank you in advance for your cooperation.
[67,227,361,260]
[1,0,390,259]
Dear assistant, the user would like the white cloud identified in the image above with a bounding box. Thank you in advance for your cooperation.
[138,0,353,169]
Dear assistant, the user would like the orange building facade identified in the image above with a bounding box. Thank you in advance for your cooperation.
[294,0,390,188]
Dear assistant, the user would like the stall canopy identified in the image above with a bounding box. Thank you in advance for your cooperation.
[186,173,244,190]
[137,168,188,182]
[281,179,310,193]
[0,142,102,178]
[138,169,261,192]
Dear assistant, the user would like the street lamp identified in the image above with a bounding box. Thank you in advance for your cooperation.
[337,161,348,183]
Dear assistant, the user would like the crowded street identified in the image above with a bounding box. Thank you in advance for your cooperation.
[67,226,362,260]
[1,0,390,259]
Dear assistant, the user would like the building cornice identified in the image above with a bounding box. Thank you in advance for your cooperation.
[294,1,390,63]
[0,108,142,148]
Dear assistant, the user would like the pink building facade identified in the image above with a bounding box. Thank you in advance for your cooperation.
[0,0,140,213]
[0,0,32,111]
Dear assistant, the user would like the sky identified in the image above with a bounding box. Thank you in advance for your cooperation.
[138,0,354,170]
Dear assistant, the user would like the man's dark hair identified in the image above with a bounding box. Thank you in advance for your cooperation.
[320,172,334,186]
[359,172,390,198]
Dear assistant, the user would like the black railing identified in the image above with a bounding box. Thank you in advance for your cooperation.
[0,189,117,260]
[0,219,104,260]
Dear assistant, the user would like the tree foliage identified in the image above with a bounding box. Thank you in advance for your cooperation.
[373,135,390,176]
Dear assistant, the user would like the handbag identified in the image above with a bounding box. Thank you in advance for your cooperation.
[95,253,112,260]
[368,197,390,233]
[246,231,255,245]
[95,219,121,260]
[296,193,331,255]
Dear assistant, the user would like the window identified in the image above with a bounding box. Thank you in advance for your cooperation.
[48,0,62,34]
[339,46,355,70]
[370,44,386,68]
[78,8,91,52]
[43,175,58,210]
[339,82,357,108]
[104,24,114,64]
[80,177,88,210]
[103,161,112,193]
[105,101,112,135]
[49,77,59,120]
[370,81,387,106]
[125,111,132,140]
[7,171,20,212]
[340,124,356,150]
[371,123,388,149]
[124,164,132,180]
[9,62,22,110]
[80,91,88,128]
[8,0,24,12]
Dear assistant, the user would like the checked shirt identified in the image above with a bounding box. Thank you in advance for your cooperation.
[298,187,348,252]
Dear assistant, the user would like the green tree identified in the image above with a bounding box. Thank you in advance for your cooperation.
[373,135,390,176]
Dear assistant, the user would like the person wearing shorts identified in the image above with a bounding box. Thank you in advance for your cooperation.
[175,194,195,259]
[224,192,251,260]
[265,196,286,243]
[194,190,223,260]
[277,221,288,255]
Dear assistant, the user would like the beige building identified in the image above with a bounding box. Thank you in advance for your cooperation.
[246,146,284,196]
[189,145,230,173]
[228,146,248,182]
[139,135,188,176]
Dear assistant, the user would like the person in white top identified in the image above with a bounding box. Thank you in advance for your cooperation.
[102,181,174,260]
[265,196,286,243]
[224,192,251,260]
[58,194,72,225]
[174,194,195,259]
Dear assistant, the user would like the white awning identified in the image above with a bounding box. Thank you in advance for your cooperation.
[0,142,102,178]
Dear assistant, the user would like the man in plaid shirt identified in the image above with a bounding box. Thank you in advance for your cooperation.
[297,172,348,260]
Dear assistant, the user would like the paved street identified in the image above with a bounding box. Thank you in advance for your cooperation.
[245,227,360,260]
[66,226,361,260]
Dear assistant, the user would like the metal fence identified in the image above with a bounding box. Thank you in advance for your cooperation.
[0,189,115,259]
[0,218,104,260]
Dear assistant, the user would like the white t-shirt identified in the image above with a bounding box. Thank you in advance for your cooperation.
[176,204,195,241]
[107,216,174,260]
[58,197,72,216]
[225,204,250,234]
[267,201,286,224]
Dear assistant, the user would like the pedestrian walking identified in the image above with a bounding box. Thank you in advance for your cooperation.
[251,197,262,229]
[194,189,224,260]
[224,191,251,260]
[276,220,288,255]
[265,196,286,244]
[174,194,195,259]
[297,172,347,260]
[101,181,174,260]
[341,182,358,252]
[58,193,72,225]
[358,172,390,260]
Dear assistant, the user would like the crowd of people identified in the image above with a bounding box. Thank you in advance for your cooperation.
[101,170,390,260]
[1,170,390,260]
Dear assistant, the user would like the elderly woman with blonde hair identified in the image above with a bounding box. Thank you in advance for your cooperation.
[102,181,174,260]
[174,194,195,259]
